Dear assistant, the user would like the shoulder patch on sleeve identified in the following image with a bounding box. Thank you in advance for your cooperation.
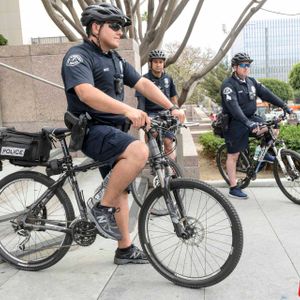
[66,54,83,67]
[223,87,233,95]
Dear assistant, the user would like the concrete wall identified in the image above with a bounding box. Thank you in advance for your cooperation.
[0,0,23,45]
[0,39,140,131]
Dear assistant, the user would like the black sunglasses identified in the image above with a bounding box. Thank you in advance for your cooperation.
[108,22,123,32]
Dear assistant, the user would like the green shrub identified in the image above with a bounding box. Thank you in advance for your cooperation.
[198,125,300,159]
[198,132,224,158]
[0,34,7,45]
[289,62,300,90]
[279,124,300,152]
[294,89,300,102]
[259,78,294,102]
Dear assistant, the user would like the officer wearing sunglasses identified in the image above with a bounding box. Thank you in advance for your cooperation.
[220,52,292,200]
[61,3,185,265]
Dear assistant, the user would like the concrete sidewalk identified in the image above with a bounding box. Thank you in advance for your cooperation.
[0,165,300,299]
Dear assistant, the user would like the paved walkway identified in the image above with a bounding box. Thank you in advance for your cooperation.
[0,162,300,299]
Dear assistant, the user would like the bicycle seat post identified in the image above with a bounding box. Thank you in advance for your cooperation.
[58,135,74,168]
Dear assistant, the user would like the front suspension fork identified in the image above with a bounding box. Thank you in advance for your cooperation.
[158,171,188,238]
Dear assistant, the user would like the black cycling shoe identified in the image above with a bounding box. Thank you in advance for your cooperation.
[114,244,149,265]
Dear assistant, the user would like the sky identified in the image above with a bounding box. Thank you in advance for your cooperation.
[20,0,300,51]
[163,0,300,51]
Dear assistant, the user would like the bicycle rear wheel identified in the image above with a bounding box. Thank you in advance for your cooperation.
[0,171,75,271]
[273,149,300,204]
[131,158,183,215]
[138,178,243,288]
[216,143,251,189]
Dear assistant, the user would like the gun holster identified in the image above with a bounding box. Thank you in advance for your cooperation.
[64,111,89,152]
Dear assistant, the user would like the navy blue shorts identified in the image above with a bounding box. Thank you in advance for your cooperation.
[224,115,263,154]
[82,125,136,178]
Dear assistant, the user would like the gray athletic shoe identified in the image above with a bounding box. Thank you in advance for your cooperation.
[114,244,149,265]
[88,205,122,241]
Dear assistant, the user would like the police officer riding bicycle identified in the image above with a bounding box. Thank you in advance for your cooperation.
[61,3,185,264]
[221,52,292,200]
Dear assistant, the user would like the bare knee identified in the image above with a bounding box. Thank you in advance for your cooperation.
[125,140,149,165]
[164,138,173,152]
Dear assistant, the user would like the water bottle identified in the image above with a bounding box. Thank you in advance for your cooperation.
[87,171,111,209]
[253,145,261,160]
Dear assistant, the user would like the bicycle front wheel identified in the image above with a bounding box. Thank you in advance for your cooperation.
[273,149,300,204]
[216,143,251,189]
[138,178,243,288]
[0,171,75,271]
[131,158,183,215]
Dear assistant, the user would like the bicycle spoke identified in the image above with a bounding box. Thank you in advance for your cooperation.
[0,172,74,270]
[139,179,243,288]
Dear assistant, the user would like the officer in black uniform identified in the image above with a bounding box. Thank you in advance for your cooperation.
[61,3,185,264]
[221,52,292,199]
[135,49,178,160]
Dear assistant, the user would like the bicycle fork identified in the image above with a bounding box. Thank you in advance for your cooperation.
[157,169,190,239]
[275,146,299,179]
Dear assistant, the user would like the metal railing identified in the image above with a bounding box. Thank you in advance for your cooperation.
[0,62,64,90]
[31,36,69,45]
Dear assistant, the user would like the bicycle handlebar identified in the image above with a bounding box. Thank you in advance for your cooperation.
[258,111,287,129]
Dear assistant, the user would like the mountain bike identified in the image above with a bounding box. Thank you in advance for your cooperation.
[131,111,183,215]
[0,118,243,288]
[216,113,300,204]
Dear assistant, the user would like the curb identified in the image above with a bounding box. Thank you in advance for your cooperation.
[206,178,279,188]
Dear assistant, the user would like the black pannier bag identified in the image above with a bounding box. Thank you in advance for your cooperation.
[0,128,52,166]
[211,113,229,138]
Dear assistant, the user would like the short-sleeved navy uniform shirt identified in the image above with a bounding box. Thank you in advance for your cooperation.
[61,40,141,176]
[220,74,285,153]
[135,71,177,113]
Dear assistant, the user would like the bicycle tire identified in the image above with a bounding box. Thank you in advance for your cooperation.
[0,171,75,271]
[131,158,183,215]
[273,149,300,205]
[216,143,251,189]
[138,178,243,288]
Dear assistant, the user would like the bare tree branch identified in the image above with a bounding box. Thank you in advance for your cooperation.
[166,0,204,66]
[149,0,169,29]
[140,0,169,60]
[136,2,143,42]
[132,0,140,14]
[61,0,82,30]
[52,2,86,38]
[85,0,96,5]
[125,1,135,38]
[146,0,155,32]
[177,0,268,106]
[41,0,78,41]
[147,1,177,50]
[77,0,88,10]
[167,0,189,29]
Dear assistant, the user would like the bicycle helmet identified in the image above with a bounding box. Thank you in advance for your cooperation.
[231,52,253,66]
[81,3,131,27]
[148,49,167,61]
